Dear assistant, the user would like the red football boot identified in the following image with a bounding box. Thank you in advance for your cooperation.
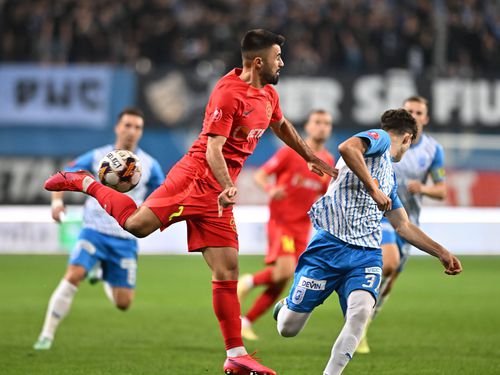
[223,353,276,375]
[44,170,95,192]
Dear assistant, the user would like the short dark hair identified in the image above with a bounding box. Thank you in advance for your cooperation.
[380,109,417,141]
[306,109,331,123]
[404,95,429,112]
[118,107,144,121]
[241,29,285,60]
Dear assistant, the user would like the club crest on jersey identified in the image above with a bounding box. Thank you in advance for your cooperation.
[298,276,326,291]
[266,101,272,120]
[292,286,306,304]
[211,108,223,122]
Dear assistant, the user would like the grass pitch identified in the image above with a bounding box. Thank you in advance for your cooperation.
[0,255,499,374]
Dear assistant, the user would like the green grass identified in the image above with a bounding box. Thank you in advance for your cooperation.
[0,255,499,374]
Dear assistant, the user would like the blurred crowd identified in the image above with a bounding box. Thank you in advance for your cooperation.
[1,0,499,75]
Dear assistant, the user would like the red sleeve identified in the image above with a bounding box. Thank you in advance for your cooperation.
[321,154,335,192]
[260,147,291,175]
[203,85,238,138]
[270,88,283,124]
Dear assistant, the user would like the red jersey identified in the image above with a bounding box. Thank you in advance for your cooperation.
[188,68,283,178]
[262,146,334,224]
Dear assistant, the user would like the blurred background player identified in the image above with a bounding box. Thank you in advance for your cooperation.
[33,107,164,350]
[274,109,461,375]
[357,95,446,354]
[43,29,336,374]
[238,109,334,340]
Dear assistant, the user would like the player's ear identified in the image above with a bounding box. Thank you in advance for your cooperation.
[254,56,263,68]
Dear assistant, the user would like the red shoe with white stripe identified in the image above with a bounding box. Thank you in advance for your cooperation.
[44,170,94,192]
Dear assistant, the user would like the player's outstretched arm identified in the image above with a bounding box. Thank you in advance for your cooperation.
[338,137,392,211]
[270,118,337,178]
[385,208,462,275]
[206,135,237,216]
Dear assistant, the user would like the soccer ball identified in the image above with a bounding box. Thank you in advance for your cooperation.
[98,150,142,193]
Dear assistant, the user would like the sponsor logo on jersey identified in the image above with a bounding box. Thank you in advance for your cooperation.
[291,175,323,191]
[365,267,382,275]
[242,108,254,117]
[298,276,326,291]
[292,286,306,304]
[367,131,379,140]
[232,126,265,140]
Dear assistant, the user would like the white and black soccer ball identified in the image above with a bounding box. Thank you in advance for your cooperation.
[98,150,142,193]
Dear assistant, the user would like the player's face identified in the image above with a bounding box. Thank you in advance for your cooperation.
[260,44,284,85]
[115,114,144,150]
[392,133,413,162]
[305,112,332,143]
[403,101,428,142]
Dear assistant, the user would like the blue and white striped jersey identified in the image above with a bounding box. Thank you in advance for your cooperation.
[393,133,445,225]
[65,145,164,239]
[309,129,403,249]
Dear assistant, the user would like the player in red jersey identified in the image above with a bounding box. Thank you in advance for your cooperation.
[238,110,334,340]
[44,29,337,375]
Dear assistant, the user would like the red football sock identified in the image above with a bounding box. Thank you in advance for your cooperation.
[212,280,244,350]
[86,182,137,227]
[253,267,274,286]
[246,283,286,323]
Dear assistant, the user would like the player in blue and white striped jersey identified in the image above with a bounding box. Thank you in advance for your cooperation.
[34,107,164,350]
[274,109,462,375]
[357,96,447,354]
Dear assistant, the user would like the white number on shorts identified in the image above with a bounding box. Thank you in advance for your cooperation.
[120,258,137,286]
[362,274,377,289]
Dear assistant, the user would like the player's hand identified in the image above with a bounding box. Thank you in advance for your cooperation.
[51,199,66,223]
[369,189,392,211]
[439,251,463,275]
[307,157,338,179]
[407,180,423,194]
[269,185,286,200]
[218,186,237,217]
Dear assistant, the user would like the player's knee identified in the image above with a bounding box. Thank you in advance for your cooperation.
[214,266,239,281]
[64,267,86,286]
[348,300,373,323]
[115,296,133,311]
[124,218,151,238]
[277,320,300,337]
[274,257,296,283]
[216,261,239,280]
[383,262,398,277]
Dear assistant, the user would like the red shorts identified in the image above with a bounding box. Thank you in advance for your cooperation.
[143,155,239,251]
[265,217,311,265]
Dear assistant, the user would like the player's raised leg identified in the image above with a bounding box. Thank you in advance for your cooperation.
[44,172,161,238]
[33,265,84,350]
[202,246,276,375]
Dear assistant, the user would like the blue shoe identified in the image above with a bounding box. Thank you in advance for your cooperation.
[273,298,286,321]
